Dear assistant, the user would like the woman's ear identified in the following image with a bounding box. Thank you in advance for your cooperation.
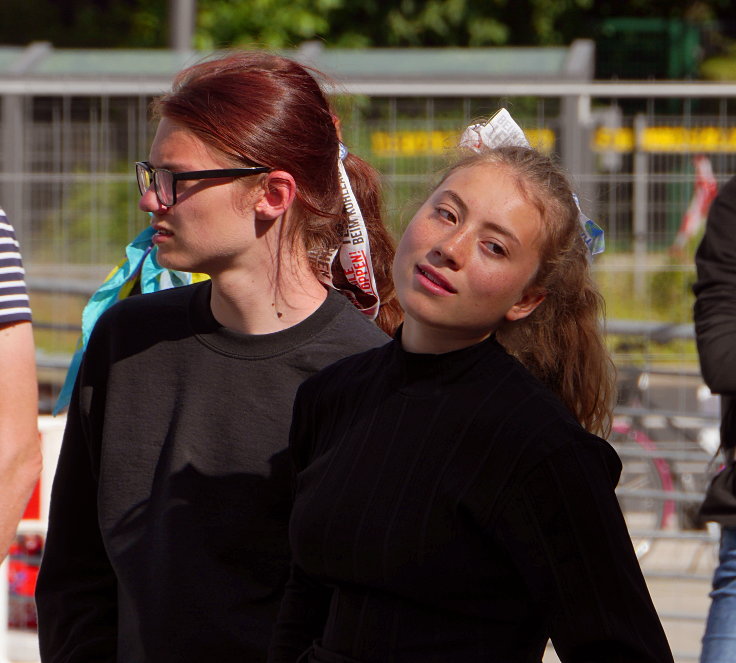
[505,288,546,322]
[254,171,297,221]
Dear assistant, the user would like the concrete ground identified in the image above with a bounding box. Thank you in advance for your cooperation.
[641,537,716,663]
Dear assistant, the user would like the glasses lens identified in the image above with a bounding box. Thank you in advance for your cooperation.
[155,169,175,206]
[136,163,152,196]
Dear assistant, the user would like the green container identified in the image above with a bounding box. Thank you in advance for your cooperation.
[596,17,700,80]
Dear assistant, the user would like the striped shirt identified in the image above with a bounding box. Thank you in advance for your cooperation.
[0,210,32,324]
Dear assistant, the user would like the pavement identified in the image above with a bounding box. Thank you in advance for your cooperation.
[639,536,716,663]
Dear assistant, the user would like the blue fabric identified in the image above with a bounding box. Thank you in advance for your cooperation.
[572,194,605,256]
[701,527,736,663]
[53,225,206,414]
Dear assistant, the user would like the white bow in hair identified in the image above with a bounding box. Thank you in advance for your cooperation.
[460,108,530,151]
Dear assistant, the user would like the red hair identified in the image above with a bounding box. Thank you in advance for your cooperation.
[154,51,401,334]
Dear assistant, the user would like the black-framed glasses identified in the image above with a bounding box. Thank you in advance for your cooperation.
[135,161,272,206]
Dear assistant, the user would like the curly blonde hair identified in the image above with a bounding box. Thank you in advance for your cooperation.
[440,146,615,436]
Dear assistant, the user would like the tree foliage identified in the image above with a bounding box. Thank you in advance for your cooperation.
[0,0,733,49]
[0,0,168,48]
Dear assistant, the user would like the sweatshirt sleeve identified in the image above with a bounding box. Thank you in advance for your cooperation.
[269,562,332,663]
[269,381,332,662]
[493,437,674,663]
[35,329,118,662]
[693,175,736,395]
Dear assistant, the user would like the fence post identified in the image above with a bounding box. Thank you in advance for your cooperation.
[1,42,51,246]
[169,0,196,52]
[1,94,26,240]
[633,113,649,298]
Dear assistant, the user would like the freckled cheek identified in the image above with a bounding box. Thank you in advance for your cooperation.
[471,273,518,304]
[392,249,409,284]
[398,231,423,259]
[394,237,422,278]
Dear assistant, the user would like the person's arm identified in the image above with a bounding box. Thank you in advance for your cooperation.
[35,328,118,662]
[269,562,332,662]
[694,175,736,395]
[0,320,41,561]
[269,381,332,662]
[493,434,674,663]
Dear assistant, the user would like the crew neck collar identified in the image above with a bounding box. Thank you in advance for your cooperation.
[189,281,350,359]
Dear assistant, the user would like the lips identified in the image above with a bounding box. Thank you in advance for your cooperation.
[153,225,173,237]
[415,264,457,294]
[151,225,174,246]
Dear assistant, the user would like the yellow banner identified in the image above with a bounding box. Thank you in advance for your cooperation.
[594,126,736,153]
[370,129,555,157]
[371,126,736,156]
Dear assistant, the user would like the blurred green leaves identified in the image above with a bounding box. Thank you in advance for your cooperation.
[2,0,733,50]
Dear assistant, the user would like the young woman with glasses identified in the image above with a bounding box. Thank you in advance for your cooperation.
[36,51,400,663]
[270,145,674,662]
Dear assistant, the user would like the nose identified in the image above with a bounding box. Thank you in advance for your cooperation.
[138,186,167,215]
[431,227,468,269]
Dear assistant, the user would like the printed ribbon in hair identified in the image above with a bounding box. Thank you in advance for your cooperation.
[460,109,605,256]
[460,108,530,151]
[53,225,208,415]
[315,144,380,319]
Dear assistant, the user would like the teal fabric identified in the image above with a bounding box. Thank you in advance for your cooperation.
[54,225,202,414]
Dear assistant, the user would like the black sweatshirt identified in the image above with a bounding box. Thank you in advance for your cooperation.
[36,281,389,663]
[271,332,674,663]
[694,174,736,455]
[693,174,736,525]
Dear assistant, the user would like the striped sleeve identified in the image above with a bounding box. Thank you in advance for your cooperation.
[0,209,32,324]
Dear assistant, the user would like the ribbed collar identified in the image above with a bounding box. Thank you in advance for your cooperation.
[188,281,350,359]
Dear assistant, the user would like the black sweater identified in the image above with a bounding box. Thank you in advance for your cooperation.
[36,282,389,663]
[271,333,674,663]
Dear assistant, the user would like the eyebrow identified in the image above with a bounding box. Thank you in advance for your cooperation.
[151,162,191,172]
[440,188,521,247]
[443,189,469,218]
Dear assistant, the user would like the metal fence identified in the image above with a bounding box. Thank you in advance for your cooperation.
[1,79,736,363]
[3,76,736,661]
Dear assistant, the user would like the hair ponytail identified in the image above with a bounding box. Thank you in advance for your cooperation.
[497,238,615,438]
